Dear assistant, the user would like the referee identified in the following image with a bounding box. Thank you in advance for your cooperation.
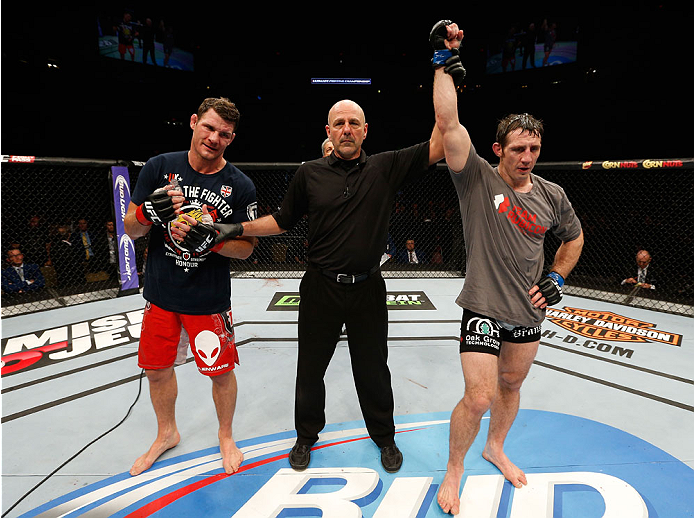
[238,99,444,472]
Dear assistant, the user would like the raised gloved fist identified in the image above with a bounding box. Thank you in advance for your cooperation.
[136,188,176,225]
[429,19,453,50]
[179,221,244,254]
[429,20,466,86]
[536,272,564,306]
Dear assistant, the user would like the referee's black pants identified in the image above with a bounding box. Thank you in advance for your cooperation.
[295,268,395,448]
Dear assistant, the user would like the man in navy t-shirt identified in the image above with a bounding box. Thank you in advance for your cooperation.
[125,97,257,477]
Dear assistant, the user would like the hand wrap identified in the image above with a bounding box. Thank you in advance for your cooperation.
[136,189,176,226]
[429,19,466,86]
[537,272,564,306]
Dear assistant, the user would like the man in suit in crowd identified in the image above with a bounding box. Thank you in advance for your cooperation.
[621,249,657,291]
[397,238,427,265]
[2,247,45,298]
[51,222,81,292]
[71,217,99,273]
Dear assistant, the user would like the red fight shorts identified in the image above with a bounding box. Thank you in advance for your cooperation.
[138,302,239,376]
[118,44,135,57]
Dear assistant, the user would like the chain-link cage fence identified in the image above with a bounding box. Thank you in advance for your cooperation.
[218,163,466,280]
[0,158,149,317]
[534,159,694,315]
[2,156,693,318]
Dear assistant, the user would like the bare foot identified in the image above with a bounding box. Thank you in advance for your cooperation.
[482,446,527,488]
[437,469,463,515]
[130,430,180,476]
[220,434,244,474]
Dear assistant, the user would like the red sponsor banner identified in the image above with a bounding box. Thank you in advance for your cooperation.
[601,160,639,169]
[8,155,36,163]
[642,159,684,168]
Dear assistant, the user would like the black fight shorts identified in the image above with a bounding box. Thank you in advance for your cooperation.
[459,309,541,356]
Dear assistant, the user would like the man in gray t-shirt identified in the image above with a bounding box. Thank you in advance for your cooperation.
[430,20,584,516]
[451,142,582,327]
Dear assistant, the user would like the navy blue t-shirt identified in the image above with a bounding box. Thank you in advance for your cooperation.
[132,151,257,315]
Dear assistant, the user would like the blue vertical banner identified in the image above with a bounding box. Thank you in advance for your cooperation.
[110,166,140,291]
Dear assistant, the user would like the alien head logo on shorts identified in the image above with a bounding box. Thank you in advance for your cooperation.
[194,330,221,366]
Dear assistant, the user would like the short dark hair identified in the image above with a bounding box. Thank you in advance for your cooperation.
[495,113,544,148]
[197,97,241,129]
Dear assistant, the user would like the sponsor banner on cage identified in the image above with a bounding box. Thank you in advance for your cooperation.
[267,291,436,311]
[18,410,694,517]
[4,155,36,163]
[111,166,139,291]
[578,158,687,170]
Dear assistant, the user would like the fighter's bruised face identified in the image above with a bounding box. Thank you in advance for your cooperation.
[190,109,236,163]
[326,100,368,161]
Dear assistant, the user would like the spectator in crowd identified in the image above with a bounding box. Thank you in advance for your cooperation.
[1,240,23,268]
[51,222,80,291]
[430,244,444,264]
[397,238,427,265]
[383,233,396,263]
[71,218,98,273]
[441,206,459,260]
[2,247,45,298]
[292,238,309,265]
[16,215,51,267]
[321,138,334,157]
[621,249,657,291]
[391,201,407,230]
[409,202,423,222]
[97,220,119,281]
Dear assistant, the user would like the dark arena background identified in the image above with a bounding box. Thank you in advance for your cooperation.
[2,4,692,317]
[2,4,693,518]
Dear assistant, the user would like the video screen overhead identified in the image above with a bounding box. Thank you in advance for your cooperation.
[97,8,195,71]
[485,16,579,74]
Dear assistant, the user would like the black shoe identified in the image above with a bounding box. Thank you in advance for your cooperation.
[380,444,403,473]
[288,443,311,471]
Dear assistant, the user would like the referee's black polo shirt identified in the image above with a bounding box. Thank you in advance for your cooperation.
[272,141,432,274]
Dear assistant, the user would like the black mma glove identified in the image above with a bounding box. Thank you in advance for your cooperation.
[135,188,177,226]
[429,19,452,50]
[179,221,244,254]
[430,19,466,86]
[537,272,564,306]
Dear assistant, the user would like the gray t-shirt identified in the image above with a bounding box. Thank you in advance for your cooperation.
[450,145,582,327]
